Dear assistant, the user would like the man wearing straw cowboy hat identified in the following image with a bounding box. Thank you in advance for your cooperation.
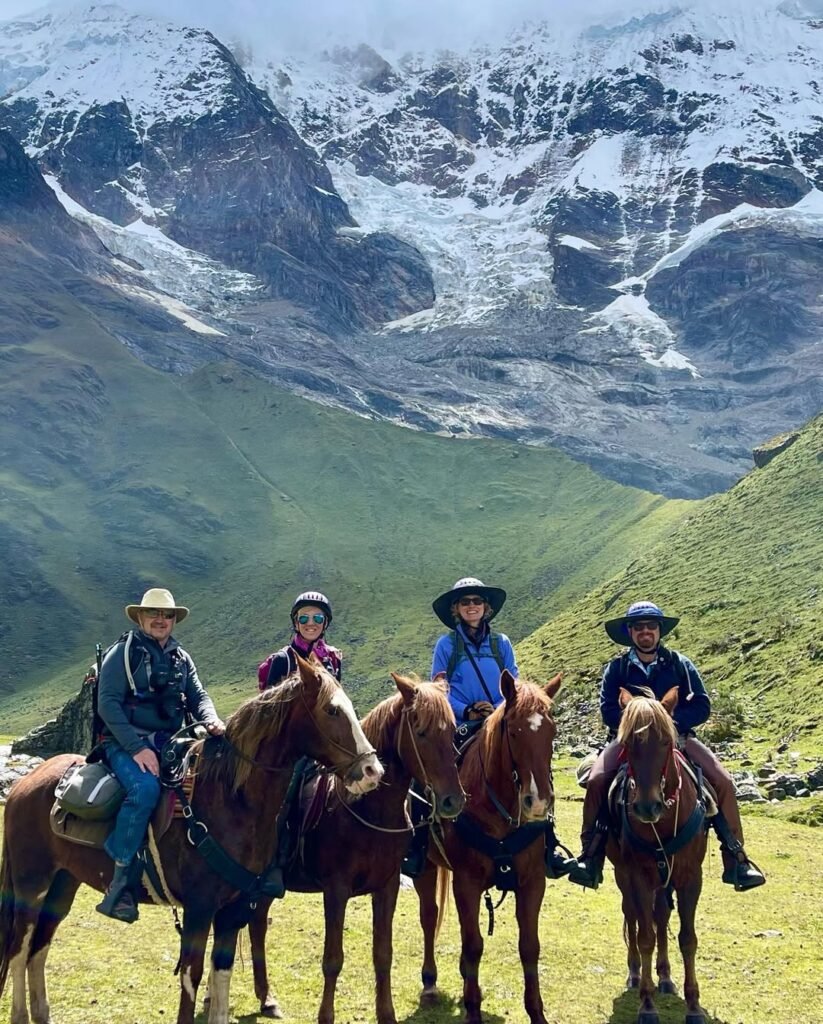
[568,600,765,892]
[96,587,225,923]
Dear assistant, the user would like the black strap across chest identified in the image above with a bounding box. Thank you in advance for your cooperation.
[453,814,547,891]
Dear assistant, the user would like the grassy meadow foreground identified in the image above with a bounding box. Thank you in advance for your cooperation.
[2,770,820,1024]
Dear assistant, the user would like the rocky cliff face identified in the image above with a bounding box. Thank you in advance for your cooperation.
[0,6,433,331]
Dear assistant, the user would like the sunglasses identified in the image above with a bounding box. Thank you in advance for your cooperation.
[297,613,326,625]
[628,620,661,632]
[458,597,486,607]
[143,609,176,620]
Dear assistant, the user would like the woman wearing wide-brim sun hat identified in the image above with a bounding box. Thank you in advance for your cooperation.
[430,576,516,724]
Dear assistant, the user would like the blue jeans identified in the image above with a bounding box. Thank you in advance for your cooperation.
[104,743,161,865]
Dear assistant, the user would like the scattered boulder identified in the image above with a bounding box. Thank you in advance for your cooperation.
[753,431,800,468]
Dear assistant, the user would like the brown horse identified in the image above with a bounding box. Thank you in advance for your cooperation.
[609,687,709,1024]
[0,656,383,1024]
[414,670,563,1024]
[243,674,466,1024]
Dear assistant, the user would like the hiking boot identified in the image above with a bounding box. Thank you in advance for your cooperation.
[96,862,139,924]
[545,846,577,879]
[722,858,766,891]
[402,828,429,878]
[567,853,604,890]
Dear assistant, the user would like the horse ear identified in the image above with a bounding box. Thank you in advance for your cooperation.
[295,653,322,701]
[618,687,633,708]
[661,686,679,715]
[543,672,562,700]
[391,672,417,706]
[501,669,517,705]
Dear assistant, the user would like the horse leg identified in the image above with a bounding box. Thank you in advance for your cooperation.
[372,874,401,1024]
[4,877,55,1024]
[248,898,282,1018]
[413,860,440,1004]
[619,876,640,989]
[175,907,213,1024]
[514,875,548,1024]
[318,885,349,1024]
[677,879,706,1024]
[654,887,676,996]
[27,871,80,1024]
[632,882,659,1024]
[452,873,484,1024]
[207,908,243,1024]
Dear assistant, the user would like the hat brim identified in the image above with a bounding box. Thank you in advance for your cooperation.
[432,585,506,628]
[604,615,678,645]
[126,605,188,624]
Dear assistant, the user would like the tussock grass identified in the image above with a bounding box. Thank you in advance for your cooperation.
[1,773,820,1024]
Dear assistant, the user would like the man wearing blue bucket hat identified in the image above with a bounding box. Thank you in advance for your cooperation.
[568,601,765,892]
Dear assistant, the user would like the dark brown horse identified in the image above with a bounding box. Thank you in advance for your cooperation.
[0,656,383,1024]
[414,670,563,1024]
[243,674,466,1024]
[609,687,708,1024]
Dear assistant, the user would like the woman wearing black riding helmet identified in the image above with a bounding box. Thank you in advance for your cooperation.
[258,590,342,689]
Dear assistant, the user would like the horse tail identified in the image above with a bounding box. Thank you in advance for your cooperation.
[0,837,15,996]
[435,865,451,938]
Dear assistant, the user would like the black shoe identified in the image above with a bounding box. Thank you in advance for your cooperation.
[567,856,604,890]
[545,847,577,879]
[722,859,766,891]
[96,863,139,923]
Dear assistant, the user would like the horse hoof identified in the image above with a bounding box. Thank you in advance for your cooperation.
[658,979,677,995]
[420,987,441,1007]
[685,1013,707,1024]
[262,1002,284,1019]
[638,1012,660,1024]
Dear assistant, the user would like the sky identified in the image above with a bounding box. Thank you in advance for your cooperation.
[0,0,819,52]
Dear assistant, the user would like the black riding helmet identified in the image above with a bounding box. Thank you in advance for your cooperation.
[290,590,333,629]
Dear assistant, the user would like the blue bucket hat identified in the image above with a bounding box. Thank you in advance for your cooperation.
[604,601,679,645]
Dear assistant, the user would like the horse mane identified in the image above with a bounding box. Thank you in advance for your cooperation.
[460,680,554,795]
[362,677,454,753]
[199,667,339,793]
[617,694,677,751]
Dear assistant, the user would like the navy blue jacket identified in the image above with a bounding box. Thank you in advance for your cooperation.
[600,646,710,736]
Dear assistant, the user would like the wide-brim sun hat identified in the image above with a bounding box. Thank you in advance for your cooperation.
[432,577,507,628]
[125,587,189,624]
[604,600,679,645]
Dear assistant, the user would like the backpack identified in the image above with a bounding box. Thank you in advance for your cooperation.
[445,630,505,683]
[616,646,688,690]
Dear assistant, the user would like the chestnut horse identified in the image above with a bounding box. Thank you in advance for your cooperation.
[0,656,383,1024]
[414,670,563,1024]
[243,674,466,1024]
[610,687,709,1024]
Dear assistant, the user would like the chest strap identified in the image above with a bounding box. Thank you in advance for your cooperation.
[453,814,547,891]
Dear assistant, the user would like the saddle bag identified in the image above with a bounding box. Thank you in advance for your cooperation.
[54,761,125,821]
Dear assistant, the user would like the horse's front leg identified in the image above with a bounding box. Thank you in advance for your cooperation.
[176,907,214,1024]
[413,859,441,1004]
[616,865,641,989]
[631,877,659,1024]
[318,885,349,1024]
[372,873,401,1024]
[653,887,675,995]
[677,878,707,1024]
[452,870,484,1024]
[514,868,548,1024]
[206,904,246,1024]
[248,898,282,1018]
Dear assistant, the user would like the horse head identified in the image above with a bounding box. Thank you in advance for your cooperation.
[484,670,562,823]
[390,673,466,819]
[617,686,679,824]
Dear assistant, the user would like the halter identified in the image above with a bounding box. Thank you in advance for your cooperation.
[478,714,554,830]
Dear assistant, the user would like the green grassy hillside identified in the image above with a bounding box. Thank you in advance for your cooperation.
[517,413,823,756]
[0,308,689,730]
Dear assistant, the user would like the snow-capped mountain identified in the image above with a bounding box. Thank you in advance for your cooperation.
[1,1,822,495]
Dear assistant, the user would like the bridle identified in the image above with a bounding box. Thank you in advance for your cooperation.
[478,712,555,830]
[623,739,684,809]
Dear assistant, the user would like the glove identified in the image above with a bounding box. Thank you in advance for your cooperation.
[465,701,494,721]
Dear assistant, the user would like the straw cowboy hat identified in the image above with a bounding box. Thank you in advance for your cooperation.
[125,588,189,624]
[432,576,507,628]
[604,601,678,645]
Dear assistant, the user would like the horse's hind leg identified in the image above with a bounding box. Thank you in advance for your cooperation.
[413,861,440,1004]
[248,899,282,1018]
[654,887,676,996]
[5,887,52,1024]
[27,871,80,1024]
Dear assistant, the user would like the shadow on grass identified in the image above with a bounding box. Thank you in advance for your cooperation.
[398,991,505,1024]
[607,989,734,1024]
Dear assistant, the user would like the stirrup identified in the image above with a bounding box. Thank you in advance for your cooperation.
[545,844,576,879]
[722,857,766,891]
[567,856,604,890]
[96,865,139,924]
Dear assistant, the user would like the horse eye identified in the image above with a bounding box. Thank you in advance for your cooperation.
[326,705,340,717]
[416,728,426,738]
